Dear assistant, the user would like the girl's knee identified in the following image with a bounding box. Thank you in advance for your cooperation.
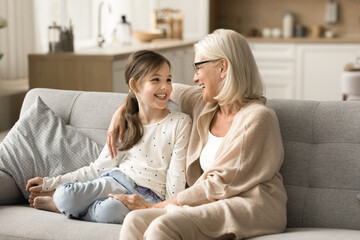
[53,183,83,217]
[92,198,130,224]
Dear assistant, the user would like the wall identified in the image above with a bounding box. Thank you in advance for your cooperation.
[0,0,37,79]
[211,0,360,38]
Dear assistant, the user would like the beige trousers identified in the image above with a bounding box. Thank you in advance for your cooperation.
[119,208,234,240]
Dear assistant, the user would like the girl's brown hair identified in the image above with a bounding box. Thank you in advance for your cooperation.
[118,50,171,151]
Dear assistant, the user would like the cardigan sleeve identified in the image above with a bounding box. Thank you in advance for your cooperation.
[177,104,284,206]
[170,83,204,118]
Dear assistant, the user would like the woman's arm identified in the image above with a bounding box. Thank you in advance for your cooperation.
[107,104,125,159]
[108,194,179,210]
[170,83,203,117]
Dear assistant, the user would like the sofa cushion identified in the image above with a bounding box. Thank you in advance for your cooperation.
[0,170,23,204]
[268,99,360,230]
[247,228,360,240]
[0,97,102,199]
[0,205,121,240]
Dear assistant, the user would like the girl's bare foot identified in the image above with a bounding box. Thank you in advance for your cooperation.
[29,190,55,207]
[33,196,61,213]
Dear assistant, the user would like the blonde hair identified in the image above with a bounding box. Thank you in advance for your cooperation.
[194,29,264,106]
[119,50,171,151]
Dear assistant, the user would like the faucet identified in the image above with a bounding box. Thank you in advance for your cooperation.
[97,1,112,47]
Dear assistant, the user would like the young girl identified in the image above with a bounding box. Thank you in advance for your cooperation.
[26,50,192,224]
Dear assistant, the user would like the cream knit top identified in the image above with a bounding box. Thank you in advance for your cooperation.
[168,84,288,239]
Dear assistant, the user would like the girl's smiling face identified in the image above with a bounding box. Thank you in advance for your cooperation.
[134,62,172,112]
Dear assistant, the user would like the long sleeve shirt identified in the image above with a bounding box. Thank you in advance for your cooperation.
[42,110,192,200]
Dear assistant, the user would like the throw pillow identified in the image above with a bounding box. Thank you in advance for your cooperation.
[0,97,102,200]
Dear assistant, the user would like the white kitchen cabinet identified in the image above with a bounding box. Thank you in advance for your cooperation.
[296,44,360,101]
[250,42,360,101]
[250,43,296,99]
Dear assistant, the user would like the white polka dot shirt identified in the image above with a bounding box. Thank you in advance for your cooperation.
[43,110,192,200]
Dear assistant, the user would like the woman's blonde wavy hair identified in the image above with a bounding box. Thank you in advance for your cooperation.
[194,29,264,106]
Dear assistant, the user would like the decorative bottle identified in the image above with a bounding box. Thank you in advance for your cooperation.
[282,11,294,38]
[116,15,132,45]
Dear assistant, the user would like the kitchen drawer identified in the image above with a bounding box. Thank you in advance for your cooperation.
[250,43,296,60]
[257,62,294,84]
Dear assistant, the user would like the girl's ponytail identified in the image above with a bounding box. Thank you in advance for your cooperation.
[118,91,143,151]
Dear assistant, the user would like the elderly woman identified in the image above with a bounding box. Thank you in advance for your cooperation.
[107,29,287,240]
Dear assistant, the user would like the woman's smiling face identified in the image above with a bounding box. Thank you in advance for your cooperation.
[193,52,223,103]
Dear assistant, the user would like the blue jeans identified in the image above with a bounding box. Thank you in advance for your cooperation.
[53,170,162,224]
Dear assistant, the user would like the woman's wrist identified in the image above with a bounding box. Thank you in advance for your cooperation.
[152,197,179,209]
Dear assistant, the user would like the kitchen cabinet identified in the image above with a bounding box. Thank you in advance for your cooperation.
[296,44,360,101]
[28,41,195,93]
[250,42,360,101]
[250,43,295,99]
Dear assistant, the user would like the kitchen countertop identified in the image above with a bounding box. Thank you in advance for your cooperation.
[29,39,196,60]
[247,37,360,43]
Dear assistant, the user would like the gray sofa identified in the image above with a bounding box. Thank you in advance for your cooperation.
[0,88,359,240]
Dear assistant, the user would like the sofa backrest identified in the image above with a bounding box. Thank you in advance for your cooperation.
[21,88,128,146]
[267,99,360,230]
[21,88,178,146]
[21,89,360,230]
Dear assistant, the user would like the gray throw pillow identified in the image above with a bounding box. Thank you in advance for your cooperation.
[0,97,102,200]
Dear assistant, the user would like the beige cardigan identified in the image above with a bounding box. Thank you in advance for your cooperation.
[169,84,287,239]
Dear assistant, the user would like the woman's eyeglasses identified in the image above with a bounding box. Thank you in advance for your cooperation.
[193,59,221,75]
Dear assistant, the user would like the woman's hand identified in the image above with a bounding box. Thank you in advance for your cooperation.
[107,104,126,159]
[108,194,152,210]
[25,177,44,193]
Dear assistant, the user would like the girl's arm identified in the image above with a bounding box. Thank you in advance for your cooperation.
[41,145,123,192]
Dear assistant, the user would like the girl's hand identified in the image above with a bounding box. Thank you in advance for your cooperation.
[108,194,152,210]
[25,177,44,192]
[107,104,126,159]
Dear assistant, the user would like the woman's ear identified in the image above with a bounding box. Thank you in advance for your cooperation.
[129,78,138,93]
[220,59,228,79]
